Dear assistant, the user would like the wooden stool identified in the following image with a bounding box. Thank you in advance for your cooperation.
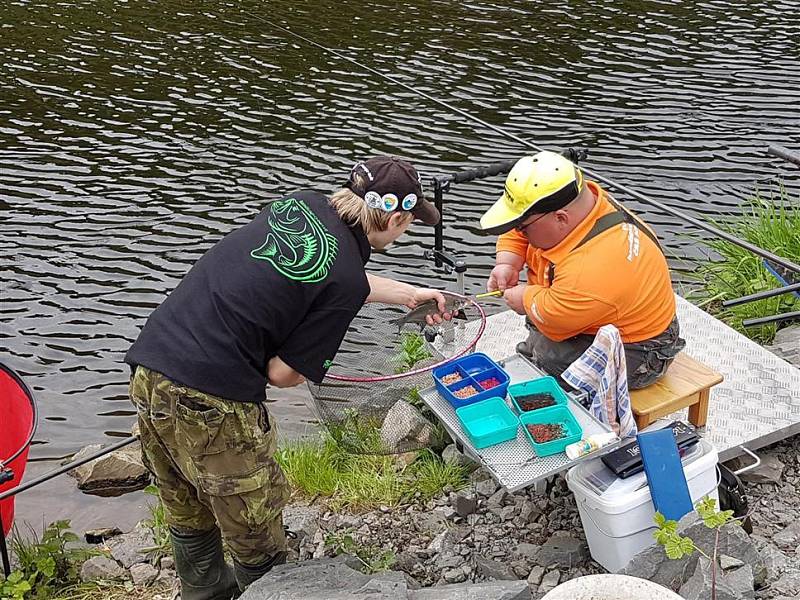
[630,352,723,430]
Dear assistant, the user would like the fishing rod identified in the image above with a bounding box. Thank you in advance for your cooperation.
[248,14,800,276]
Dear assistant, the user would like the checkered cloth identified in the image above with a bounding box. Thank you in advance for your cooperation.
[562,324,638,439]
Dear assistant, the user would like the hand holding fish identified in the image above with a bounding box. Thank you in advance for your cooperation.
[407,288,454,325]
[503,284,527,316]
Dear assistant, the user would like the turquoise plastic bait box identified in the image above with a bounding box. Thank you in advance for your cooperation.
[455,397,519,449]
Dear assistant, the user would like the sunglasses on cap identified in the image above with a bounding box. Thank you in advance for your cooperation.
[363,190,418,213]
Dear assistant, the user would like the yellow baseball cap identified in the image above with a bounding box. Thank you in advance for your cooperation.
[480,151,584,235]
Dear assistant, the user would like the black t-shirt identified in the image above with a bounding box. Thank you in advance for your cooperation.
[125,190,371,403]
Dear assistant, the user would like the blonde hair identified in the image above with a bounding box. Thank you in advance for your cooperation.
[328,172,412,234]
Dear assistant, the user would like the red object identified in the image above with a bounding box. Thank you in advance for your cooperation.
[1,364,37,537]
[478,377,500,390]
[526,423,565,443]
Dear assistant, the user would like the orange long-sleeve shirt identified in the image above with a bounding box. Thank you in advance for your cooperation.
[496,182,676,343]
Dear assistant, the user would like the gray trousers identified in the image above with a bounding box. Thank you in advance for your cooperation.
[518,317,685,390]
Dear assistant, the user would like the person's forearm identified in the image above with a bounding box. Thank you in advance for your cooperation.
[366,274,415,305]
[496,250,525,270]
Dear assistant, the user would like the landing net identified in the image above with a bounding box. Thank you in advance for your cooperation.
[306,292,487,454]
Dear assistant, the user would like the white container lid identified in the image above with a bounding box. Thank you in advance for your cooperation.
[567,439,715,511]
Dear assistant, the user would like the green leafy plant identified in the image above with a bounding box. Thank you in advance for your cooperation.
[0,570,33,600]
[1,520,94,599]
[653,496,739,600]
[394,332,433,374]
[324,530,395,574]
[691,188,799,343]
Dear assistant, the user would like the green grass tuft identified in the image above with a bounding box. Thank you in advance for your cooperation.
[276,435,469,511]
[691,188,800,343]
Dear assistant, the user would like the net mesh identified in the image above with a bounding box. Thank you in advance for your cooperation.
[306,293,486,454]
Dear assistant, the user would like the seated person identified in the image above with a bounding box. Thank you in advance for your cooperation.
[480,150,684,389]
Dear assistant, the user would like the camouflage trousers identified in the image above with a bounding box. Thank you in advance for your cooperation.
[129,366,290,566]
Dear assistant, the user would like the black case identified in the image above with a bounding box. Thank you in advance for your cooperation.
[601,421,699,478]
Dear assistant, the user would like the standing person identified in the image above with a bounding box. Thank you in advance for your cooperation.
[480,150,684,389]
[126,156,450,599]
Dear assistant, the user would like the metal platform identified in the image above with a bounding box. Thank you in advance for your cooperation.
[432,295,800,463]
[420,354,621,492]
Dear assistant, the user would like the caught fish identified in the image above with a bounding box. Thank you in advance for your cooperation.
[390,296,468,332]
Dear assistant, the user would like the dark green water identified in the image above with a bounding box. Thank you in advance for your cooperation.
[2,0,799,466]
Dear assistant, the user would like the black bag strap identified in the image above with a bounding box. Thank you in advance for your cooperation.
[546,197,663,285]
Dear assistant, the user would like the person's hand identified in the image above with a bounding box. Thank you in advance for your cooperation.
[487,264,520,293]
[408,288,453,326]
[503,285,527,316]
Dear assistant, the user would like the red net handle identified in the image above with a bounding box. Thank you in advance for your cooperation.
[326,291,487,383]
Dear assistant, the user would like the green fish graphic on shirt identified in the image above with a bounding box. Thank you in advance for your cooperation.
[251,198,338,282]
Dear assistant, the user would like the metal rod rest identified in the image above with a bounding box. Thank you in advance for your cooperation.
[0,436,139,502]
[742,311,800,328]
[722,282,800,307]
[252,16,800,276]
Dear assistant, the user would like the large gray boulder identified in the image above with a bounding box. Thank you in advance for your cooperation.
[620,513,766,591]
[239,557,531,600]
[67,443,150,496]
[381,400,435,452]
[679,557,755,600]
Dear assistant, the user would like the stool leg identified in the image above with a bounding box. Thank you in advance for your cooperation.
[688,389,710,428]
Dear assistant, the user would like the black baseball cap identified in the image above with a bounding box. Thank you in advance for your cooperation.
[346,156,440,226]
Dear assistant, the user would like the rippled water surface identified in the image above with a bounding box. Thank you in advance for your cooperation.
[2,0,799,474]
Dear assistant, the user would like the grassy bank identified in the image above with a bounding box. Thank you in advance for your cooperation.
[692,188,800,343]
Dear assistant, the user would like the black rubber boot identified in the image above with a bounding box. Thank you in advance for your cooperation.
[234,551,287,592]
[170,527,238,600]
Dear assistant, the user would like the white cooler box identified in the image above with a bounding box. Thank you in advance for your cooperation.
[566,439,719,573]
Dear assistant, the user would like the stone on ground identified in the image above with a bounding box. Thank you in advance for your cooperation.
[79,555,127,582]
[67,442,150,496]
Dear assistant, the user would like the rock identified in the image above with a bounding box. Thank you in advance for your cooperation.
[154,568,177,586]
[514,543,540,563]
[79,555,127,582]
[238,558,380,600]
[772,571,800,597]
[475,478,498,497]
[106,523,156,569]
[160,556,175,571]
[758,544,789,581]
[283,505,321,550]
[442,444,476,470]
[534,536,588,568]
[475,555,517,581]
[84,527,123,544]
[772,522,800,550]
[412,580,531,599]
[620,513,766,590]
[380,400,435,452]
[539,569,560,593]
[372,570,421,590]
[725,454,785,485]
[527,565,545,587]
[469,468,494,484]
[487,489,507,507]
[719,554,744,571]
[679,557,754,600]
[130,562,159,587]
[518,501,542,524]
[766,326,800,365]
[67,443,150,496]
[452,492,478,517]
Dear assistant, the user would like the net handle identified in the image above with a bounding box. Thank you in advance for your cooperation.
[325,291,488,382]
